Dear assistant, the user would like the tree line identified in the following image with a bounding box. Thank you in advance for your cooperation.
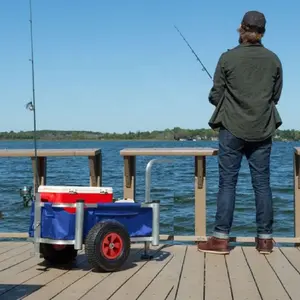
[0,128,298,141]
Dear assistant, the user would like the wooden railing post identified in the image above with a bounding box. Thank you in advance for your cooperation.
[123,155,136,200]
[194,156,206,236]
[89,152,102,187]
[294,149,300,238]
[31,156,47,192]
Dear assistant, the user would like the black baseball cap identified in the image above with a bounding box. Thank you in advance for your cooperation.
[241,11,266,33]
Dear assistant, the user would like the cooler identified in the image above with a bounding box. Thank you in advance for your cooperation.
[38,185,113,213]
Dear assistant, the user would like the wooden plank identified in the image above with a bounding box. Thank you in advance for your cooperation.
[0,246,87,282]
[50,248,142,300]
[0,249,33,272]
[280,247,300,272]
[195,156,206,236]
[108,245,174,300]
[0,251,86,299]
[294,152,300,237]
[123,156,136,199]
[0,148,101,157]
[24,245,142,300]
[81,245,163,300]
[175,245,204,300]
[0,233,29,238]
[242,247,290,299]
[159,235,300,243]
[0,256,43,280]
[164,248,187,300]
[267,247,300,300]
[226,246,261,299]
[18,256,87,299]
[137,245,186,300]
[0,242,23,248]
[120,147,218,156]
[0,242,29,254]
[0,245,299,300]
[0,244,139,284]
[205,253,232,300]
[2,234,300,244]
[0,243,32,263]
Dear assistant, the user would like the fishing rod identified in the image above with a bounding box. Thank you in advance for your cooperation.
[26,0,39,198]
[172,25,213,141]
[174,25,212,80]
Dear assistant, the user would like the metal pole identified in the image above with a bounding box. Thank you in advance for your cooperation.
[29,0,39,195]
[151,201,160,246]
[144,159,172,250]
[74,200,85,250]
[33,192,41,256]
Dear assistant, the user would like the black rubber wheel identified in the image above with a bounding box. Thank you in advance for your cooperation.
[85,220,130,272]
[40,243,78,265]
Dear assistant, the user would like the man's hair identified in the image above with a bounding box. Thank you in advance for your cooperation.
[238,25,264,44]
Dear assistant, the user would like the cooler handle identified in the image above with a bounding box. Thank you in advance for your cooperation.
[94,211,139,217]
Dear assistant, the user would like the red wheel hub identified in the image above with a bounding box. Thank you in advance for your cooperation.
[101,232,123,259]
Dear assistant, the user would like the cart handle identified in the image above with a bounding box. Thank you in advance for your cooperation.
[145,158,173,203]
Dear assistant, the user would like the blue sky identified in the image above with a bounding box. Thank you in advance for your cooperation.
[0,1,298,132]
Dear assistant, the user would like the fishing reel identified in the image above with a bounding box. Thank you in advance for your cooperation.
[20,186,33,207]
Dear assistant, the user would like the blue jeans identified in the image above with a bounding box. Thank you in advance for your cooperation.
[213,127,273,240]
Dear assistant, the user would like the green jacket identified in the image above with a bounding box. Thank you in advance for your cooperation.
[208,43,283,142]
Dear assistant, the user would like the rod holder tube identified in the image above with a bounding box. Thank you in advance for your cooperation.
[74,200,85,250]
[151,201,160,246]
[145,158,173,203]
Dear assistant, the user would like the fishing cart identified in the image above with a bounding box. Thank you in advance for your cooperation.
[29,159,170,272]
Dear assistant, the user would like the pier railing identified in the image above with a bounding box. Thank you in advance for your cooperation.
[120,147,300,244]
[0,148,102,192]
[120,147,218,238]
[0,146,300,244]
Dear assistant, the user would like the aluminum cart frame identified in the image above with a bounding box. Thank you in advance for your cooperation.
[30,158,171,270]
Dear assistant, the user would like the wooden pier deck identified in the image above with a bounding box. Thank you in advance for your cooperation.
[0,241,300,299]
[1,146,300,299]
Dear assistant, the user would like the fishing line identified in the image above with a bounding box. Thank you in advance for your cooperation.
[174,25,213,80]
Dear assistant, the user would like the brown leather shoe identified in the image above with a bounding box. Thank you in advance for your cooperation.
[197,237,230,255]
[256,238,273,254]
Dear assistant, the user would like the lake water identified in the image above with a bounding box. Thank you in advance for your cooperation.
[0,140,299,238]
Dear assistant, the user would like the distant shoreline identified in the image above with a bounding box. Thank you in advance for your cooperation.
[0,139,169,142]
[0,138,294,142]
[0,128,297,142]
[0,139,214,142]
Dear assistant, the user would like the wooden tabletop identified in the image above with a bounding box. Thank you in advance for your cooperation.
[120,147,218,156]
[0,148,101,157]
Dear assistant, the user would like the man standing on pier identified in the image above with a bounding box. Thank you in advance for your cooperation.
[198,11,283,254]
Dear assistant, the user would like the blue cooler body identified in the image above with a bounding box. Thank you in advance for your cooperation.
[29,202,153,241]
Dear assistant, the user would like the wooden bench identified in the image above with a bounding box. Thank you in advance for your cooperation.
[120,147,218,237]
[0,148,102,191]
